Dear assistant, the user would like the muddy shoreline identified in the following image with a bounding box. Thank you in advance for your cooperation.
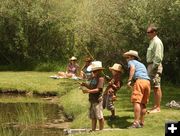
[0,89,58,97]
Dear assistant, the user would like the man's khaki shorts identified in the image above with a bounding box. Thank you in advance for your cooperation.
[147,64,163,88]
[131,79,151,104]
[89,101,103,120]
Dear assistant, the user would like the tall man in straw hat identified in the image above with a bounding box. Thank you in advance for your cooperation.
[80,61,105,131]
[103,63,123,120]
[123,50,150,128]
[146,25,164,113]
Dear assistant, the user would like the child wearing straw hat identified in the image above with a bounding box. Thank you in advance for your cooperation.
[80,61,105,131]
[103,63,123,120]
[123,50,150,128]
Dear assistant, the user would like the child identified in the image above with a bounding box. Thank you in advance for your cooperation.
[103,63,123,119]
[80,61,105,131]
[123,50,151,128]
[80,57,93,79]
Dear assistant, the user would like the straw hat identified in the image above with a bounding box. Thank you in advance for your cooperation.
[69,56,77,61]
[109,63,123,72]
[123,50,141,60]
[87,61,104,72]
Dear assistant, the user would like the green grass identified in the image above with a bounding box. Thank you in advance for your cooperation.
[34,62,66,72]
[61,84,180,136]
[69,87,180,136]
[0,72,179,136]
[0,71,76,95]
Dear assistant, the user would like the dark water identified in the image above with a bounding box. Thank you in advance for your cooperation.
[0,102,66,136]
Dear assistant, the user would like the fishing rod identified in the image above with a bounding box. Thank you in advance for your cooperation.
[81,44,111,80]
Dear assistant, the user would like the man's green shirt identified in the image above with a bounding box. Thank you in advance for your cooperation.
[146,36,164,69]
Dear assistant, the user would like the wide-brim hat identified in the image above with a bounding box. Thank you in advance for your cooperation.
[69,56,77,61]
[109,63,123,72]
[123,50,141,60]
[84,57,93,62]
[87,61,104,72]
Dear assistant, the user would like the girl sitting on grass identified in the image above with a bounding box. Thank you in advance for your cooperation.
[58,56,80,78]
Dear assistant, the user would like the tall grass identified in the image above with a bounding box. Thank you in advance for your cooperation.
[0,61,67,72]
[0,103,46,136]
[0,127,14,136]
[0,101,65,136]
[16,103,45,125]
[0,103,46,126]
[34,62,66,72]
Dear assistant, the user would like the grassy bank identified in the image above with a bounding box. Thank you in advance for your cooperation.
[58,79,180,136]
[62,86,180,136]
[0,71,75,96]
[0,72,179,136]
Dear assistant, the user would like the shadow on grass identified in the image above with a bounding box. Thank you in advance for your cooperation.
[104,115,133,129]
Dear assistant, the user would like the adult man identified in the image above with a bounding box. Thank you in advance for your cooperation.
[146,25,164,113]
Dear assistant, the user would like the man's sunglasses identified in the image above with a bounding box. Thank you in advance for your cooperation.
[147,31,154,33]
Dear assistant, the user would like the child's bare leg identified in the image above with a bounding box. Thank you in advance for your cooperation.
[140,104,146,125]
[133,102,141,123]
[99,118,104,130]
[111,109,115,117]
[58,72,65,77]
[92,119,97,131]
[66,73,73,78]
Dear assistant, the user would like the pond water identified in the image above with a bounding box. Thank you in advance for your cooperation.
[0,96,68,136]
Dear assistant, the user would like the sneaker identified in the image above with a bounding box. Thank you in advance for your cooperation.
[128,122,142,129]
[89,130,95,133]
[109,115,116,121]
[140,123,144,128]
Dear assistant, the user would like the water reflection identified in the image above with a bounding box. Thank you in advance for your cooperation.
[0,102,66,136]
